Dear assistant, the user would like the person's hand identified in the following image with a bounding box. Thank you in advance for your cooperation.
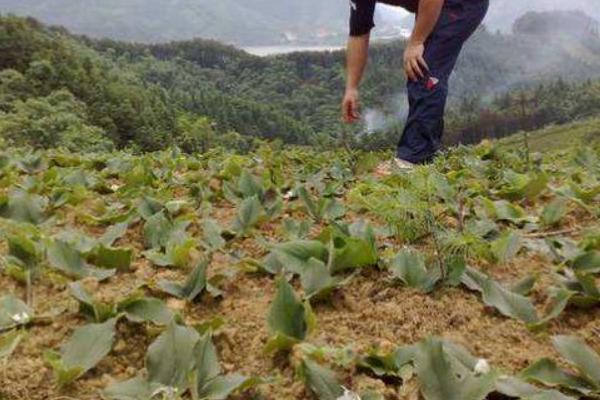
[404,41,429,82]
[342,88,361,124]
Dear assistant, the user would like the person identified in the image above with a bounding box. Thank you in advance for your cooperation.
[342,0,489,171]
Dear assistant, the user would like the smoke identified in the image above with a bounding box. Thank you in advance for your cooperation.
[360,94,409,137]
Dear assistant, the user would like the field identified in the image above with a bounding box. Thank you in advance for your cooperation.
[1,131,600,400]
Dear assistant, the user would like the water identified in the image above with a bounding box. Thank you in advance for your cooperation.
[243,44,345,57]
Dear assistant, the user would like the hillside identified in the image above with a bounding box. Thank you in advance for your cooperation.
[0,0,346,45]
[1,15,600,153]
[1,0,599,45]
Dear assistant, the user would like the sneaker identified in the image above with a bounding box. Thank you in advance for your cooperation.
[393,158,416,171]
[374,158,415,177]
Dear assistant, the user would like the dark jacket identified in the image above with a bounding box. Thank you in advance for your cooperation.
[350,0,419,36]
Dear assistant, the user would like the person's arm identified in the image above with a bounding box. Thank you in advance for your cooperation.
[404,0,444,81]
[343,34,370,123]
[342,0,376,124]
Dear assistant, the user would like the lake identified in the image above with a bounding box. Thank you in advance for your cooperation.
[243,45,345,57]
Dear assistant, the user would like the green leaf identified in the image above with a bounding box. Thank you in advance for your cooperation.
[297,186,321,221]
[232,195,263,234]
[571,251,600,274]
[0,329,24,361]
[552,335,600,387]
[104,376,162,400]
[318,225,377,273]
[388,249,438,293]
[495,376,576,400]
[201,219,226,250]
[488,200,528,224]
[143,211,189,250]
[413,337,497,400]
[47,318,117,386]
[491,231,523,264]
[530,288,574,330]
[92,244,134,272]
[46,239,115,281]
[137,197,164,220]
[300,258,346,300]
[193,333,221,388]
[461,267,539,324]
[510,275,537,296]
[99,222,129,247]
[146,322,200,389]
[265,278,310,353]
[271,240,328,275]
[118,297,175,325]
[69,282,116,322]
[0,190,47,224]
[541,198,569,227]
[498,171,548,201]
[197,374,255,400]
[144,238,196,268]
[302,359,344,400]
[157,260,207,301]
[520,358,594,395]
[237,170,263,199]
[6,232,40,271]
[0,295,33,330]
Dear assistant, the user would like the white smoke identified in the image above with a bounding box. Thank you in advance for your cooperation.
[361,94,409,136]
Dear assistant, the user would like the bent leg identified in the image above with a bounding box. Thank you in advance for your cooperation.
[397,0,489,164]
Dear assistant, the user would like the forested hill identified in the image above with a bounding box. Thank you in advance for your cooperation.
[1,14,600,153]
[0,0,345,45]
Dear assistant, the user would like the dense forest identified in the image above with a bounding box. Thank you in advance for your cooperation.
[1,13,600,153]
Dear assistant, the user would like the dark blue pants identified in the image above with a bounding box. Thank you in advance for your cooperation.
[397,0,489,164]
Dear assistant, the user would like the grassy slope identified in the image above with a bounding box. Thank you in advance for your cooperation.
[500,117,600,152]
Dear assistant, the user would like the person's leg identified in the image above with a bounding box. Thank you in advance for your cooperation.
[396,0,489,164]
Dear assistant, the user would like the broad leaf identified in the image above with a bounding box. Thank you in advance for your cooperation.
[143,211,189,250]
[104,376,162,400]
[0,295,33,330]
[143,238,196,268]
[491,231,523,264]
[146,322,200,389]
[552,335,600,387]
[498,170,548,201]
[69,282,116,322]
[232,195,263,235]
[196,374,255,400]
[157,260,207,301]
[118,296,175,325]
[0,329,24,360]
[91,244,134,272]
[495,376,576,400]
[46,239,115,281]
[388,249,438,293]
[413,337,497,400]
[0,190,47,224]
[265,278,312,353]
[571,251,600,274]
[300,258,346,300]
[520,358,594,395]
[541,198,569,227]
[461,268,539,324]
[46,318,117,386]
[302,359,344,400]
[271,240,328,275]
[99,222,129,247]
